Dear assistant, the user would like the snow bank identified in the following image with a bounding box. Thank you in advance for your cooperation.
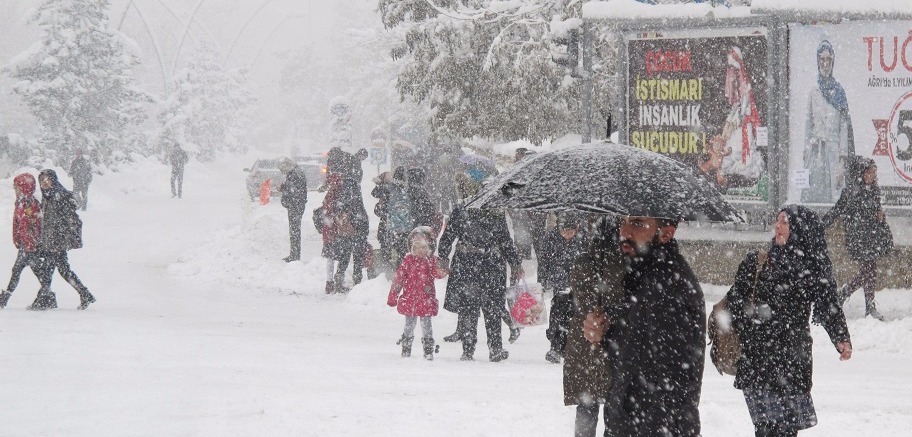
[582,0,752,20]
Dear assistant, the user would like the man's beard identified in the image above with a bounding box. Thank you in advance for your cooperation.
[620,233,663,260]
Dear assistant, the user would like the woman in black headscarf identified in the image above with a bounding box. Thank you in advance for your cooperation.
[822,156,892,320]
[726,205,851,437]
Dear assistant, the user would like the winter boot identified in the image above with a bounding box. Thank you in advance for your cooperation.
[397,335,414,358]
[0,290,11,309]
[545,349,562,364]
[443,330,461,343]
[508,327,522,344]
[324,281,335,294]
[27,290,57,311]
[353,270,363,286]
[422,338,438,361]
[77,291,96,310]
[460,339,476,361]
[866,300,885,321]
[489,349,510,363]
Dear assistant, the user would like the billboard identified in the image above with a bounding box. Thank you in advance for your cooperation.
[626,28,770,203]
[787,21,912,207]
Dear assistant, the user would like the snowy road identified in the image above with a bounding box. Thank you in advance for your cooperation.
[0,156,909,436]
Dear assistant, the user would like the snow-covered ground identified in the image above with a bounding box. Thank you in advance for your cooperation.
[0,155,909,436]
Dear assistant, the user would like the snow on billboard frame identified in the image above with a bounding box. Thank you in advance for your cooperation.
[580,1,912,219]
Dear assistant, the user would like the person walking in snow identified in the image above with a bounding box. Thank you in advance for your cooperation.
[725,205,852,437]
[562,217,626,437]
[540,214,588,364]
[29,169,95,310]
[279,158,308,262]
[169,143,189,198]
[387,227,448,360]
[438,174,523,362]
[69,151,92,211]
[0,174,52,309]
[822,157,892,321]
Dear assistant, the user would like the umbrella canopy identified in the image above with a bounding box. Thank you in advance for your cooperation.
[465,142,742,222]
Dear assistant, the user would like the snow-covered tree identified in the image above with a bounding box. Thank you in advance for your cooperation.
[159,46,255,161]
[379,0,585,145]
[3,0,151,164]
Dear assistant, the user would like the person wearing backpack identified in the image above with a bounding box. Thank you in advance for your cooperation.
[386,169,413,271]
[28,169,95,310]
[0,173,52,308]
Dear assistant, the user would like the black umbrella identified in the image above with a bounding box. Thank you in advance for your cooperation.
[465,142,743,222]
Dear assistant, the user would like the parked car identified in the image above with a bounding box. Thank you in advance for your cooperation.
[244,155,328,201]
[295,153,328,190]
[244,158,284,201]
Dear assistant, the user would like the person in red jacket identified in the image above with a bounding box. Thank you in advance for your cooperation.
[0,173,52,308]
[388,227,448,360]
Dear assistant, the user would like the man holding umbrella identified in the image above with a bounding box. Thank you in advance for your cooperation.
[583,215,705,437]
[464,143,731,437]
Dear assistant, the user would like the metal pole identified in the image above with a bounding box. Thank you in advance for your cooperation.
[223,0,278,67]
[116,1,169,93]
[581,21,593,144]
[171,0,208,76]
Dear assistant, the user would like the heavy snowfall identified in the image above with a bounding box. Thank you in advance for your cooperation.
[0,1,910,436]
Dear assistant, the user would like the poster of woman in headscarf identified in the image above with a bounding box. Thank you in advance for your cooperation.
[788,22,912,207]
[800,40,855,204]
[625,28,769,202]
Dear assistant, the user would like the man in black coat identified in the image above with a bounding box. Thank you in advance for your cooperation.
[29,169,95,310]
[584,216,705,437]
[541,214,588,363]
[69,151,92,211]
[279,158,308,262]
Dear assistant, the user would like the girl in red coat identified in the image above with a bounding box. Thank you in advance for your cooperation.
[388,227,448,360]
[0,173,51,309]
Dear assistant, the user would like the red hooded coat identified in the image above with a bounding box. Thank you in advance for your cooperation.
[12,174,41,252]
[388,254,445,317]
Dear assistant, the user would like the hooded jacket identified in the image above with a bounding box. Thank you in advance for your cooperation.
[822,156,892,261]
[13,173,41,252]
[728,205,850,394]
[38,169,82,252]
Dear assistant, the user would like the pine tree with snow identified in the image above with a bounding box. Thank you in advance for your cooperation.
[159,46,255,161]
[3,0,151,164]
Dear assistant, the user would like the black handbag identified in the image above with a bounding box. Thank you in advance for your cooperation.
[312,206,324,234]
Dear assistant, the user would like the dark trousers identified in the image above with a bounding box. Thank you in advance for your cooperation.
[6,249,48,292]
[40,251,91,299]
[547,289,574,352]
[171,170,184,197]
[287,210,304,259]
[844,260,877,309]
[754,423,798,437]
[73,184,89,210]
[458,291,508,353]
[335,237,366,284]
[576,403,602,437]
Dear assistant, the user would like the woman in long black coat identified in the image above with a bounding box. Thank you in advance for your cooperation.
[822,157,892,320]
[438,204,522,362]
[726,205,852,437]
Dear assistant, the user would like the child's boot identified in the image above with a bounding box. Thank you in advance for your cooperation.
[397,335,413,358]
[422,338,437,361]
